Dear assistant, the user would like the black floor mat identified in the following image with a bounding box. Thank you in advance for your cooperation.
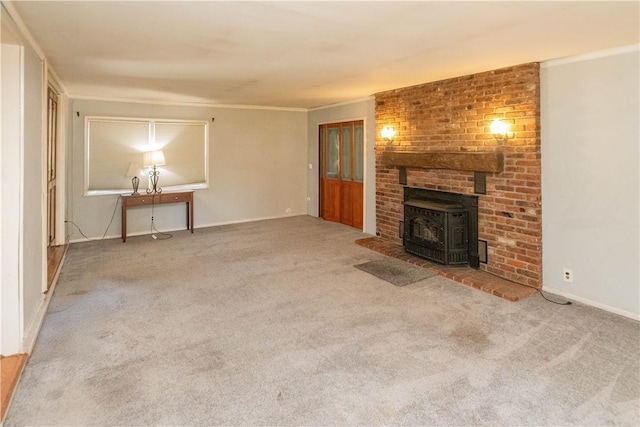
[354,258,436,286]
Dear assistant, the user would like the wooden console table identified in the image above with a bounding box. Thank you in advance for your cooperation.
[121,191,194,242]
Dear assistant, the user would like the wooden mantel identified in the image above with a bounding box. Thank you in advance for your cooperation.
[381,151,504,173]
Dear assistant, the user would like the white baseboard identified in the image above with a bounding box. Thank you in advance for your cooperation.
[196,213,306,229]
[542,286,640,321]
[68,213,308,244]
[22,249,69,354]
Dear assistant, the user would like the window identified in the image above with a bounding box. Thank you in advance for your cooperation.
[85,116,208,195]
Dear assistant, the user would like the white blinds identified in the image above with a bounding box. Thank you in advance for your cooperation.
[85,117,208,195]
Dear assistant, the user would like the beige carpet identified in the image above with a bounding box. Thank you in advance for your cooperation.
[6,216,640,426]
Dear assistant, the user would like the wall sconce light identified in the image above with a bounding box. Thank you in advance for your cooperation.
[490,119,513,143]
[381,126,396,143]
[143,150,166,194]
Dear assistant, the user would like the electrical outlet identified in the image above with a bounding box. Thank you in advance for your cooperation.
[563,268,573,283]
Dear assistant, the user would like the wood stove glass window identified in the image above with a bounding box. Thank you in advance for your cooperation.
[411,213,443,244]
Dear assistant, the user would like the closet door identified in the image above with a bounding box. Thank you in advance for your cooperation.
[47,87,58,247]
[320,121,363,229]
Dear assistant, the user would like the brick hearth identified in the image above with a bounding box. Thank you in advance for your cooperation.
[356,236,537,302]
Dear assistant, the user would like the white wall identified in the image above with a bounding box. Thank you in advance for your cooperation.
[307,98,376,234]
[21,34,46,338]
[69,100,308,240]
[0,8,46,354]
[1,43,23,355]
[541,45,640,319]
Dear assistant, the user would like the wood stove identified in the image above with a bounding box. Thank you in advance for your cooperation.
[402,188,479,268]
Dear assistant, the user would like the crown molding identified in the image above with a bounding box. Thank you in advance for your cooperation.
[542,44,639,68]
[69,95,309,112]
[308,96,374,112]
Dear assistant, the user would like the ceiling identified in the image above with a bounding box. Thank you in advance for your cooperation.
[7,1,640,109]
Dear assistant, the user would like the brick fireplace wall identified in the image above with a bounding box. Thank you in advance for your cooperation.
[375,63,541,288]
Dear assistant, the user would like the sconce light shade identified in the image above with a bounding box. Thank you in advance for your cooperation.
[381,126,396,143]
[143,150,166,167]
[490,119,511,143]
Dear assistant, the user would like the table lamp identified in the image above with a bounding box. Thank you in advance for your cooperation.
[125,162,142,195]
[143,150,166,194]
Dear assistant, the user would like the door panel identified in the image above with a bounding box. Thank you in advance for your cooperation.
[322,179,341,222]
[354,124,364,183]
[47,87,58,246]
[46,87,58,292]
[341,126,351,181]
[321,125,341,222]
[340,182,353,226]
[326,126,340,179]
[351,182,364,229]
[320,121,364,229]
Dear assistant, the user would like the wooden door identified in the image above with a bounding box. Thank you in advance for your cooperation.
[47,87,57,246]
[320,121,364,229]
[46,87,58,291]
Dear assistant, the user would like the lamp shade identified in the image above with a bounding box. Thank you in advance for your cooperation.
[143,150,166,167]
[125,162,142,178]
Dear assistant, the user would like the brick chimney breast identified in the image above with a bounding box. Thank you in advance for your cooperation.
[375,63,541,288]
